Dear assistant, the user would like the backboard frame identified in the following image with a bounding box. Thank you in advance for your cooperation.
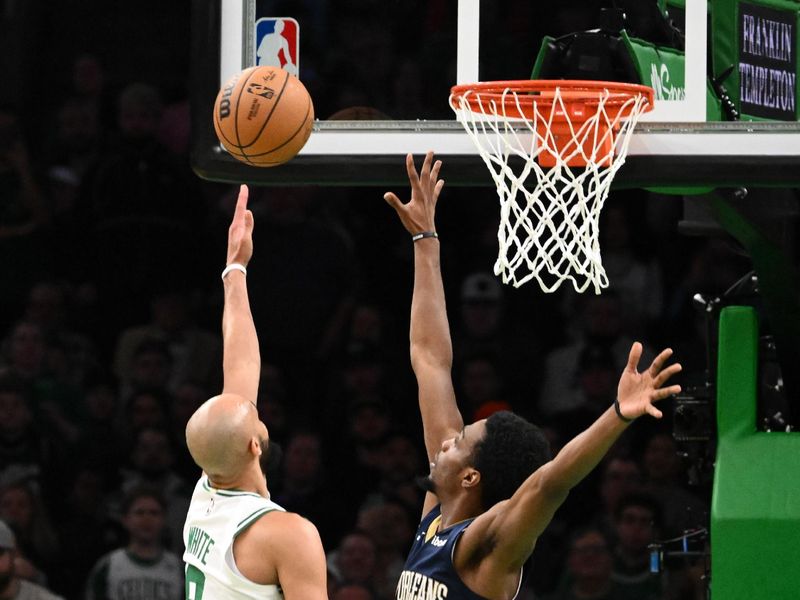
[191,0,800,188]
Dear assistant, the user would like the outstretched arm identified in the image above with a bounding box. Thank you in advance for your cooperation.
[221,185,260,403]
[462,343,681,576]
[385,153,463,464]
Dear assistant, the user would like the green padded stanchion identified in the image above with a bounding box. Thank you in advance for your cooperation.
[711,306,800,599]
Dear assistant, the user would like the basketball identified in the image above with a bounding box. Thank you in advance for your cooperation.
[213,66,314,167]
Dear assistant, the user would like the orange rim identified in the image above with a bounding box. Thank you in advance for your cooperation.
[450,79,655,120]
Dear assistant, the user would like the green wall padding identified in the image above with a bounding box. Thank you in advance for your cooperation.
[711,305,800,599]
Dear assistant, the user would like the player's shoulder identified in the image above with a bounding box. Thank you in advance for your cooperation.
[245,510,322,551]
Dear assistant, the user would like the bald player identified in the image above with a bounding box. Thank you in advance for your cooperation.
[183,185,327,600]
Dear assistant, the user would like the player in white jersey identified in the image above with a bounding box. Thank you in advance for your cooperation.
[182,185,327,600]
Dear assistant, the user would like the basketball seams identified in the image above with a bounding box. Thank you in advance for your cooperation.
[238,96,312,160]
[240,69,290,151]
[214,66,313,166]
[234,66,258,150]
[213,71,246,149]
[214,105,239,150]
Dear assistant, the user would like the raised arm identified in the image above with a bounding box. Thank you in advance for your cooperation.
[221,185,260,403]
[464,343,681,575]
[384,153,463,463]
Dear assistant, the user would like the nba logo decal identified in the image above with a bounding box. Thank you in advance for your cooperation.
[255,17,299,76]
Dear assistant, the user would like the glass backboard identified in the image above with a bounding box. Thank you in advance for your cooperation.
[191,0,800,188]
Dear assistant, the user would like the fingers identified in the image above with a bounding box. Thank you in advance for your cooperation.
[405,153,421,191]
[433,179,445,200]
[429,155,444,200]
[649,347,674,376]
[653,363,682,388]
[653,384,682,401]
[245,210,254,232]
[645,404,663,419]
[420,151,433,178]
[626,342,643,372]
[234,184,249,221]
[431,159,442,178]
[383,191,403,211]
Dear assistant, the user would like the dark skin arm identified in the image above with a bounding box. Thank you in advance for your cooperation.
[389,154,683,599]
[455,343,681,599]
[385,152,460,517]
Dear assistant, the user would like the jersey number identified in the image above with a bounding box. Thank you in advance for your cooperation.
[186,564,206,600]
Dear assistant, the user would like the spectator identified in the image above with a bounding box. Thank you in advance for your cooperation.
[538,292,652,420]
[0,519,62,599]
[0,322,48,385]
[255,363,290,438]
[455,353,511,424]
[117,339,173,401]
[68,54,114,132]
[54,465,121,598]
[85,487,182,600]
[242,185,357,398]
[598,456,643,531]
[0,320,83,452]
[113,289,221,395]
[327,530,379,592]
[356,499,415,599]
[600,203,664,337]
[274,429,350,547]
[84,82,199,325]
[76,375,122,479]
[120,389,170,448]
[545,527,622,600]
[641,431,707,536]
[118,428,190,553]
[344,398,391,476]
[0,378,53,486]
[611,493,663,600]
[22,282,97,385]
[332,582,377,600]
[45,97,102,183]
[0,481,59,579]
[454,272,535,399]
[366,432,424,510]
[168,382,209,482]
[0,106,48,330]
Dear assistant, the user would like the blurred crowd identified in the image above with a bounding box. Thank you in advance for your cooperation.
[0,2,756,599]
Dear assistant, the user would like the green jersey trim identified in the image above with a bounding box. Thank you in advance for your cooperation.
[235,507,278,533]
[201,479,263,498]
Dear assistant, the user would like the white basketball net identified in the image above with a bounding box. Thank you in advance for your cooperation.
[451,86,651,294]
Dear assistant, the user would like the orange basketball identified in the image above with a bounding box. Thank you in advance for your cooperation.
[213,66,314,167]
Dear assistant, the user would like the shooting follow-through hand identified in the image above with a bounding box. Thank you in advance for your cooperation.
[383,152,444,235]
[227,185,254,267]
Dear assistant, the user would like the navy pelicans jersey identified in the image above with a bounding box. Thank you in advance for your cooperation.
[396,505,523,600]
[183,475,285,600]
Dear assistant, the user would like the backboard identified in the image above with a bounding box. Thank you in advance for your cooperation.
[191,0,800,188]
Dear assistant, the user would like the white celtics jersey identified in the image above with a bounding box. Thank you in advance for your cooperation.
[183,475,286,600]
[86,548,182,600]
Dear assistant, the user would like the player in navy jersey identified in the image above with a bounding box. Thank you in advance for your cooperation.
[383,152,682,600]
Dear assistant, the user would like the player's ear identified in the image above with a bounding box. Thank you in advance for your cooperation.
[250,437,261,457]
[461,467,481,489]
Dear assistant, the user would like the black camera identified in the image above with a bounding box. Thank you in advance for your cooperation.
[673,384,715,443]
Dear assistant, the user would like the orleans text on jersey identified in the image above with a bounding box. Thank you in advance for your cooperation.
[396,505,520,600]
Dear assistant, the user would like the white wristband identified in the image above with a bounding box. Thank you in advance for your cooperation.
[221,263,247,279]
